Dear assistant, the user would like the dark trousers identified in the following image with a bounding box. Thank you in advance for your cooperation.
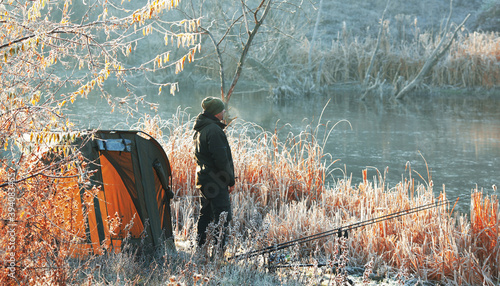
[197,186,232,248]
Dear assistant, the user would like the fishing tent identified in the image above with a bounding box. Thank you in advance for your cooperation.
[76,130,174,254]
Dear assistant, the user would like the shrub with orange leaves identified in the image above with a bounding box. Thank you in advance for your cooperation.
[0,148,93,285]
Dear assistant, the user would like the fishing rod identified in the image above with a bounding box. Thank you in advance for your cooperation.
[229,198,453,261]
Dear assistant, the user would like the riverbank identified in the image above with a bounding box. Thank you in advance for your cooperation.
[65,110,499,285]
[179,0,500,100]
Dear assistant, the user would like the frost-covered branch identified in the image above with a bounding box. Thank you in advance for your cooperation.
[395,2,470,100]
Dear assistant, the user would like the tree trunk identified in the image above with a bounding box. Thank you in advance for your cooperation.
[395,7,470,99]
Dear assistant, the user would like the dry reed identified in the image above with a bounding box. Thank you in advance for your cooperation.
[0,150,95,284]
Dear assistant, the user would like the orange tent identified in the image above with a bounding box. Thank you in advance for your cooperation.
[76,130,174,254]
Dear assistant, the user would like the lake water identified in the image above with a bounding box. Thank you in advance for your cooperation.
[68,86,500,214]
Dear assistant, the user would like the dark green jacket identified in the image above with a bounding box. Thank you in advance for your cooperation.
[193,112,235,197]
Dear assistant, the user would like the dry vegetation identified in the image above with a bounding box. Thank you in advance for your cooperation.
[286,28,500,92]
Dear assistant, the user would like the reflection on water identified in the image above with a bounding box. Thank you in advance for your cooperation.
[67,86,500,214]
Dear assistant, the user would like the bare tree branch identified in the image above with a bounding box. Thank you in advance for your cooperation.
[202,27,227,98]
[225,0,272,104]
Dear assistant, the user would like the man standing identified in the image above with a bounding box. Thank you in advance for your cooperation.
[193,96,235,249]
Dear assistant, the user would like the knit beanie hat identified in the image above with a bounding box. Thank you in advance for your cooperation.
[201,97,225,116]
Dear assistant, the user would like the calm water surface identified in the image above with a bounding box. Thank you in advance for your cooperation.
[68,86,500,214]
